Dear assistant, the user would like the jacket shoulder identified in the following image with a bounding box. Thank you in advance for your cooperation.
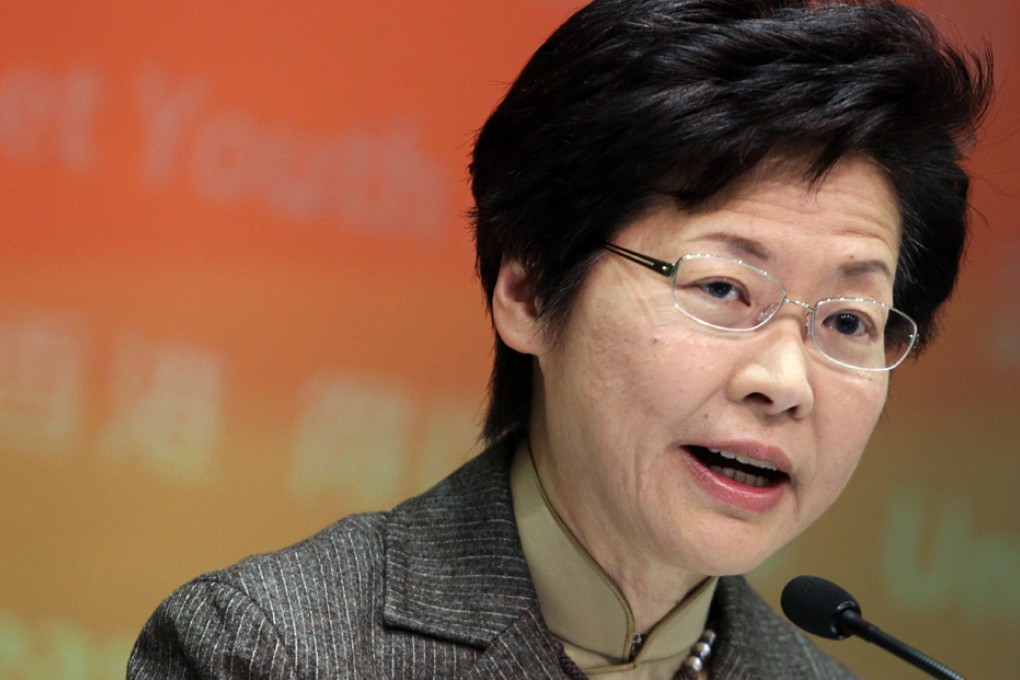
[128,512,390,679]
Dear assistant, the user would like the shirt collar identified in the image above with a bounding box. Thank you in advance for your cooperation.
[511,441,717,673]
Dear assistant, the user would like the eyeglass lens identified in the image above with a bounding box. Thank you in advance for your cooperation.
[670,255,916,370]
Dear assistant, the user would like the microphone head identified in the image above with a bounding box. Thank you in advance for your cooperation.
[781,575,861,640]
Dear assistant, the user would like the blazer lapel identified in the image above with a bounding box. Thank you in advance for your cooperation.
[453,605,567,680]
[708,577,768,678]
[382,443,564,675]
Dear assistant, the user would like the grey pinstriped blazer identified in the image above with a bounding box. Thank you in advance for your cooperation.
[127,441,857,679]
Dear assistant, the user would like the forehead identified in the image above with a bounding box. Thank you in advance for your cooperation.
[637,157,901,271]
[735,157,899,232]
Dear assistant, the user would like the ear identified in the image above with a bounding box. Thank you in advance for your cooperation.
[491,257,547,356]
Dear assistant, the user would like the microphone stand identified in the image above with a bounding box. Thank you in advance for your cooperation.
[837,609,964,680]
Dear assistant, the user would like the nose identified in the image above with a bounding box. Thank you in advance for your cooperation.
[726,314,815,419]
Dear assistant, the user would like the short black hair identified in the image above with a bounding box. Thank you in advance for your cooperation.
[470,0,993,444]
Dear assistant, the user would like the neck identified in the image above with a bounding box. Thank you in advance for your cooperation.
[527,428,710,634]
[583,537,711,633]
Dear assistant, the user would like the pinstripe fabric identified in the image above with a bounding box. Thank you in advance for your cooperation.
[127,441,857,679]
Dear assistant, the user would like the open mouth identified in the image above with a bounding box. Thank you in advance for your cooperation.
[687,446,789,488]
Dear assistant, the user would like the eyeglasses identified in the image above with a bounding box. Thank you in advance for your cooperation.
[602,243,918,371]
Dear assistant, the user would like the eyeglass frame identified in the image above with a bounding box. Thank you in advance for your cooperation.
[601,242,918,372]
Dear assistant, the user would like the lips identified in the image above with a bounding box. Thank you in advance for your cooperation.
[687,445,789,488]
[681,443,792,513]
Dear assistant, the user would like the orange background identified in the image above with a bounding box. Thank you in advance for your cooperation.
[1,1,1017,677]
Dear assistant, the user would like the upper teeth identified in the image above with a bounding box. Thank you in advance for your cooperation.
[708,448,778,472]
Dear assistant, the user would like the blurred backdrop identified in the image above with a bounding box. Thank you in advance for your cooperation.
[1,1,1017,677]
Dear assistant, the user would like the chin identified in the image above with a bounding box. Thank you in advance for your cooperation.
[688,551,772,578]
[669,521,795,578]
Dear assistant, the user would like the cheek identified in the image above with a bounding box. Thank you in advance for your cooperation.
[539,312,650,447]
[814,377,887,492]
[543,324,700,465]
[604,329,713,408]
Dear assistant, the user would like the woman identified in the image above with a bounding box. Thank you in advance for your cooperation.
[129,1,992,677]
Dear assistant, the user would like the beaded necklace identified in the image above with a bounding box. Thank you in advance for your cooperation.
[677,626,717,680]
[556,624,717,680]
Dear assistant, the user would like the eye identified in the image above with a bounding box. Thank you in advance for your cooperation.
[691,279,751,305]
[822,309,878,340]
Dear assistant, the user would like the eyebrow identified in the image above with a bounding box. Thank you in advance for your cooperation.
[690,232,774,261]
[692,231,894,281]
[839,259,894,280]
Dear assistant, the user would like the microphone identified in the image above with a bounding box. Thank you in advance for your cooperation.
[781,575,965,680]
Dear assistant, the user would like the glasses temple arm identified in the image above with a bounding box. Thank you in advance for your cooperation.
[602,243,675,278]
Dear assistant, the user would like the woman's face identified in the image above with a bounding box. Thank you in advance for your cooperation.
[523,157,900,582]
